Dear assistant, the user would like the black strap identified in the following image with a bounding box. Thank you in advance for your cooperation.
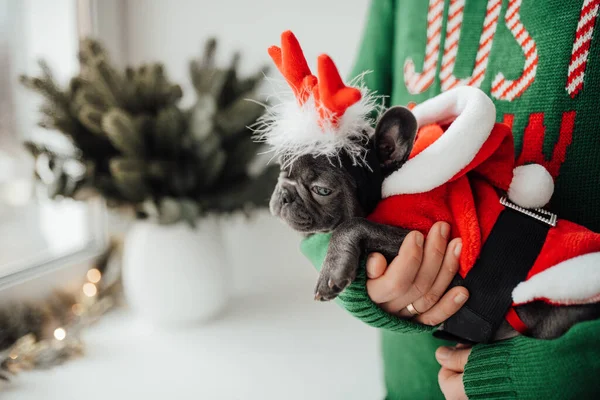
[433,207,551,344]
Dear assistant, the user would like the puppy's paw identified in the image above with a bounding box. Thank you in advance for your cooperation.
[314,267,356,301]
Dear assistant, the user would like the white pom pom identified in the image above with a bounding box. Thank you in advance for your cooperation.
[508,164,554,209]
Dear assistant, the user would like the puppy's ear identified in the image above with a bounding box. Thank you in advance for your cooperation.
[374,106,417,175]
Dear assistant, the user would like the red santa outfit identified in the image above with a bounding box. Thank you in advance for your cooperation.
[368,87,600,333]
[259,31,600,340]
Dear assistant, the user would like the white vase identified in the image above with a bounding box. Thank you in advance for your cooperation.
[122,216,229,326]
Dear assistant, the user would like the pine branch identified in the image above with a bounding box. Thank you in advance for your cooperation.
[21,36,271,224]
[214,97,264,140]
[219,134,262,180]
[154,106,185,157]
[102,108,145,156]
[201,165,278,214]
[108,158,148,202]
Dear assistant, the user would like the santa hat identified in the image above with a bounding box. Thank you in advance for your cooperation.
[382,86,555,209]
[254,31,382,168]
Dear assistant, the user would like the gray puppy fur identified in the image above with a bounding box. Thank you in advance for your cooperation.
[270,106,600,341]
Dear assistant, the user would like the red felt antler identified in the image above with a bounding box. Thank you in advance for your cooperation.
[268,31,362,126]
[316,54,362,121]
[268,31,317,104]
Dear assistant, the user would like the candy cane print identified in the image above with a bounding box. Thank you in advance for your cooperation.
[566,0,599,98]
[469,0,502,87]
[491,0,538,101]
[439,0,466,91]
[404,0,444,94]
[440,0,502,90]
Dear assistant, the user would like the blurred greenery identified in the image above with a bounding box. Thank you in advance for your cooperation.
[21,38,278,226]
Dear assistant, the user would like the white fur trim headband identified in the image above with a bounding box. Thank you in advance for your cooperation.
[253,31,382,168]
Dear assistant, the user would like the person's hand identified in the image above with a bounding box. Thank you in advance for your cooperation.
[436,345,471,400]
[365,221,468,326]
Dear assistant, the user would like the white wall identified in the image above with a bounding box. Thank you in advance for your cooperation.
[118,0,372,295]
[1,0,79,183]
[14,0,79,126]
[123,0,371,104]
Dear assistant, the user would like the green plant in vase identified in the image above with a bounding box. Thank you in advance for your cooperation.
[21,38,279,326]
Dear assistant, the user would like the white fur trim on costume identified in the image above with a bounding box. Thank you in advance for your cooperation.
[253,74,383,168]
[508,164,555,209]
[512,252,600,305]
[382,86,496,198]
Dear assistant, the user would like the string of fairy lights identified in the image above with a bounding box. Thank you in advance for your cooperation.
[1,242,122,383]
[50,267,103,342]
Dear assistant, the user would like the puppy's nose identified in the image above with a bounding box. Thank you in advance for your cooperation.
[281,188,294,204]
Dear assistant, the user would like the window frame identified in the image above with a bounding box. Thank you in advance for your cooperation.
[0,0,109,292]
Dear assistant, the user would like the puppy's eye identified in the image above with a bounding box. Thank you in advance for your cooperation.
[312,186,332,196]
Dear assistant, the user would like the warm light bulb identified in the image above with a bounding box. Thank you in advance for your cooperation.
[54,328,66,341]
[86,268,101,283]
[82,282,97,297]
[71,303,83,316]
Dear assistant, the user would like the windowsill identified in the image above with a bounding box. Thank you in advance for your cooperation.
[0,284,385,400]
[0,187,107,295]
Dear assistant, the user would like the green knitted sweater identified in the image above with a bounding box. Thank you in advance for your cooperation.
[301,0,600,398]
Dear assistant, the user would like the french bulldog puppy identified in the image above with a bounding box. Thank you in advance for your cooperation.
[270,106,600,341]
[270,107,416,300]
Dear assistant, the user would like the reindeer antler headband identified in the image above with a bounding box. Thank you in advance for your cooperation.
[254,31,382,167]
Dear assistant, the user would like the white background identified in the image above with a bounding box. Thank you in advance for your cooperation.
[122,0,371,101]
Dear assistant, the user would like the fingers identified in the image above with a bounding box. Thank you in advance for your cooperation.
[364,222,467,327]
[414,286,469,326]
[437,346,471,400]
[366,231,424,304]
[435,346,472,373]
[366,253,387,279]
[377,223,453,314]
[438,368,467,400]
[438,367,457,383]
[406,222,451,300]
[409,238,462,314]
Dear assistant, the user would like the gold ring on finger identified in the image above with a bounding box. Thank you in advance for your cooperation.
[406,302,421,317]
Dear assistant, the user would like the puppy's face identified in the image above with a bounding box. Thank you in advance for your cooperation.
[270,155,363,234]
[270,106,417,235]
